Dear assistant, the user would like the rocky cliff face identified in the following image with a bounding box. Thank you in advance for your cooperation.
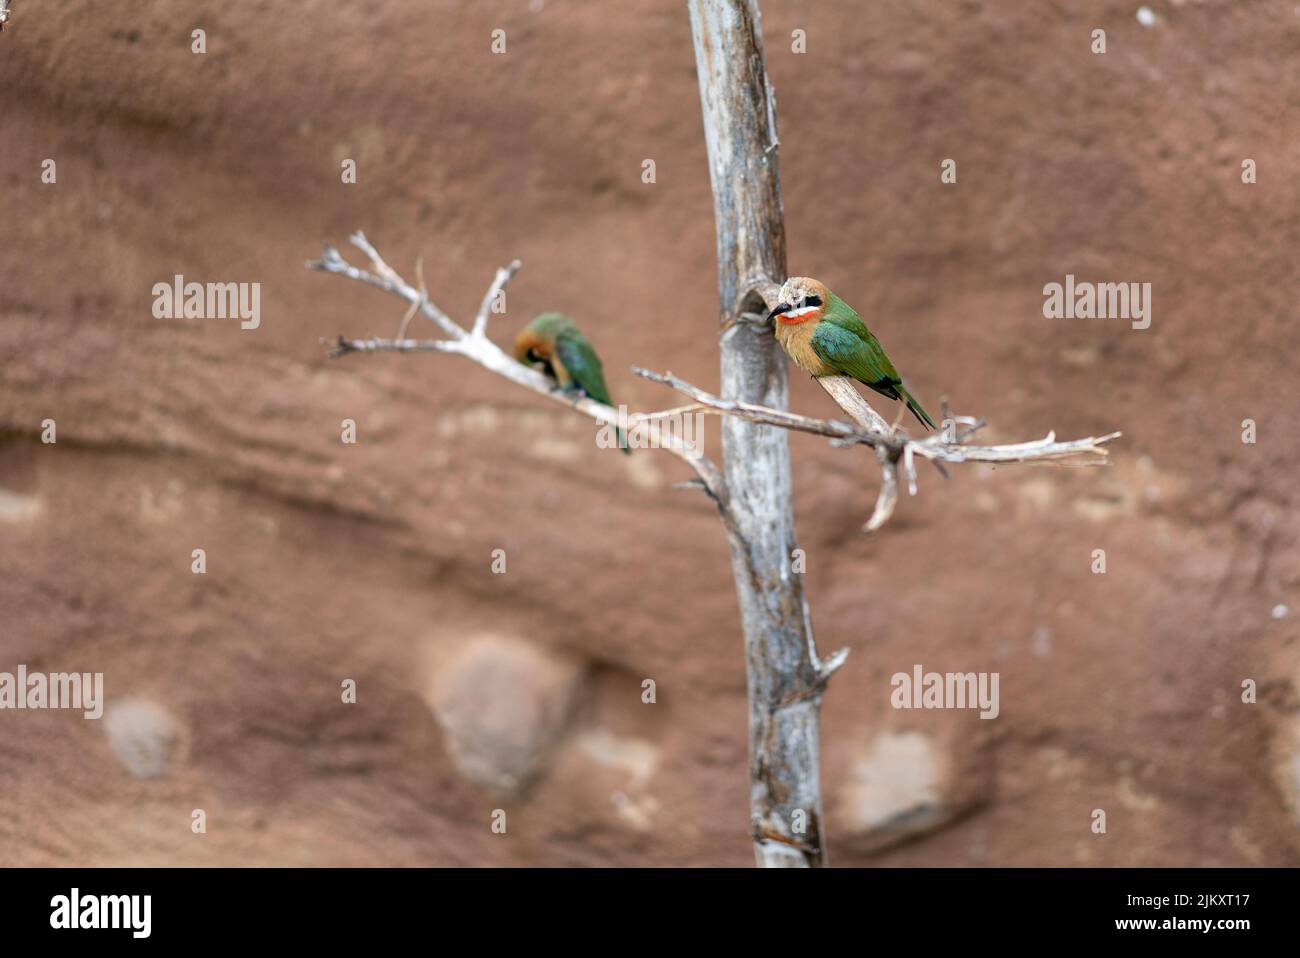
[1,0,1297,866]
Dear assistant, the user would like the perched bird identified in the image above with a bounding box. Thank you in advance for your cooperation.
[514,312,630,453]
[767,277,936,430]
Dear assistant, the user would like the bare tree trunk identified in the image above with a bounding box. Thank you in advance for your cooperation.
[688,0,840,868]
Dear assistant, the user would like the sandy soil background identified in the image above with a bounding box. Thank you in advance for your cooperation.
[1,0,1298,866]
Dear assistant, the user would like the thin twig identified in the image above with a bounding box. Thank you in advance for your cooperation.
[633,367,866,443]
[324,335,461,358]
[473,260,522,337]
[629,403,711,423]
[395,259,428,340]
[309,233,462,339]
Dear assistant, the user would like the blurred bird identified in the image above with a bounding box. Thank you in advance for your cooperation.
[514,312,630,453]
[767,277,936,430]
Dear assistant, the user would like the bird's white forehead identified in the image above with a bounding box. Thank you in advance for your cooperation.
[779,278,817,301]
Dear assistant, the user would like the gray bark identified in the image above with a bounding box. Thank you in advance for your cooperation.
[688,0,840,868]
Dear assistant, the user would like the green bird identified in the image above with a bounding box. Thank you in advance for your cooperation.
[514,312,630,453]
[767,277,936,430]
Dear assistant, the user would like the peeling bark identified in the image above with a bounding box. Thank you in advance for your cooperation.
[688,0,838,868]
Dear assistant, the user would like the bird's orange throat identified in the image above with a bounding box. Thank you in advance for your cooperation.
[775,305,823,325]
[775,308,835,376]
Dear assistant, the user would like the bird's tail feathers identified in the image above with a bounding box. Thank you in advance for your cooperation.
[898,384,937,431]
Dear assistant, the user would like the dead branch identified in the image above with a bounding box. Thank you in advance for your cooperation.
[633,366,1119,530]
[308,234,724,499]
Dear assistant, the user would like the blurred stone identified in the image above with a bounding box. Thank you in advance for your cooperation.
[429,636,584,794]
[104,698,180,779]
[576,728,659,786]
[576,729,662,831]
[837,731,952,850]
[0,488,41,523]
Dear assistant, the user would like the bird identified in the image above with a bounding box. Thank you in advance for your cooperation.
[767,277,936,430]
[513,312,631,453]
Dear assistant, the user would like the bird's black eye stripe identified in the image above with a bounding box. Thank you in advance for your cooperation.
[804,295,822,307]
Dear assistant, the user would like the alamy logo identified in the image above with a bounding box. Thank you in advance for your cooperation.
[890,664,1000,719]
[152,275,261,329]
[50,889,151,939]
[1043,273,1151,329]
[0,665,103,719]
[597,405,706,456]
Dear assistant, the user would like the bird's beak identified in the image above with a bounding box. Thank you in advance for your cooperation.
[767,303,793,322]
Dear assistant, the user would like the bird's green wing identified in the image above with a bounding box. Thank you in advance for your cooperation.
[810,318,901,391]
[554,329,614,406]
[813,300,937,429]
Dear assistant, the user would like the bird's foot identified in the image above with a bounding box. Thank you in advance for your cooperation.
[554,386,587,408]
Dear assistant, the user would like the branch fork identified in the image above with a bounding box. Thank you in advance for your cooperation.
[309,233,725,497]
[631,365,1120,532]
